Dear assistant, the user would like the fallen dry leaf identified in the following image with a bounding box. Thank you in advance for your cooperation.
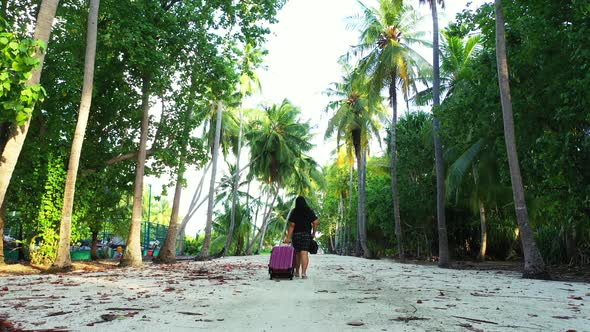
[178,312,204,316]
[347,321,364,326]
[392,316,429,322]
[45,311,72,317]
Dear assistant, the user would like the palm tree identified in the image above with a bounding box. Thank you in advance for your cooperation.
[225,44,263,256]
[324,67,386,258]
[212,201,253,255]
[418,0,449,267]
[446,138,512,261]
[246,100,314,254]
[278,154,325,239]
[199,101,224,258]
[413,29,482,263]
[494,0,547,278]
[0,0,60,210]
[413,31,482,104]
[53,0,100,270]
[350,0,430,258]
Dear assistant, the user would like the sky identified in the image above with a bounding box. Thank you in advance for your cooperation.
[148,0,490,236]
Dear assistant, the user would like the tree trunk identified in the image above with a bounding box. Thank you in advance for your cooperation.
[477,199,487,261]
[495,0,547,279]
[246,190,262,255]
[278,200,295,244]
[0,0,60,209]
[120,77,151,267]
[244,180,252,250]
[155,156,185,264]
[235,235,244,256]
[347,164,353,256]
[247,191,269,255]
[430,0,449,268]
[176,161,211,242]
[199,101,223,258]
[90,229,99,260]
[177,229,186,256]
[156,106,192,263]
[224,108,244,256]
[256,188,279,254]
[358,148,370,258]
[53,0,99,270]
[389,82,404,259]
[0,201,5,265]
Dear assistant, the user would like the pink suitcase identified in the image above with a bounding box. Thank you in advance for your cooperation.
[268,245,295,280]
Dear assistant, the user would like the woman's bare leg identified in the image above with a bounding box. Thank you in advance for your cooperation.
[294,252,301,277]
[301,250,309,277]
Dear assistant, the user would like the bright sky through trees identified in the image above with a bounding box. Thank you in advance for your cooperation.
[165,0,490,235]
[245,0,490,166]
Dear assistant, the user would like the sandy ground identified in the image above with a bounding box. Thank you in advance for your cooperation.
[0,254,589,332]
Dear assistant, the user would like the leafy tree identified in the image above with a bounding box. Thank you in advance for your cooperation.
[0,0,60,217]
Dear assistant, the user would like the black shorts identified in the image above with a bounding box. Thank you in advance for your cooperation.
[292,232,312,252]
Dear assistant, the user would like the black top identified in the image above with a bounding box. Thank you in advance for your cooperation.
[289,208,317,234]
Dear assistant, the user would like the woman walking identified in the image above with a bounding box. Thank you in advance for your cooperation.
[284,196,319,279]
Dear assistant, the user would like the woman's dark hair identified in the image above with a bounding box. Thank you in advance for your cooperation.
[295,196,309,210]
[291,196,315,223]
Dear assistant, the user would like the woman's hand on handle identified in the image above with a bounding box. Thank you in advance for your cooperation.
[312,219,319,239]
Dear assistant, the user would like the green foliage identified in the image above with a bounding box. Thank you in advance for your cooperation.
[247,99,314,185]
[183,234,203,256]
[438,0,590,263]
[29,232,58,265]
[0,24,46,124]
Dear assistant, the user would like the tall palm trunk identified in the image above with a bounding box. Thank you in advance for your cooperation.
[245,190,261,255]
[352,129,370,258]
[0,0,60,209]
[225,108,244,256]
[472,165,487,261]
[495,0,547,278]
[244,180,252,250]
[477,199,487,261]
[176,161,211,249]
[199,101,223,258]
[347,163,353,255]
[389,82,404,259]
[256,187,279,254]
[120,77,151,267]
[336,191,344,253]
[53,0,99,270]
[430,0,449,268]
[359,148,370,258]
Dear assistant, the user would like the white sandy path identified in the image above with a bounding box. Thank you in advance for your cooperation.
[0,254,589,331]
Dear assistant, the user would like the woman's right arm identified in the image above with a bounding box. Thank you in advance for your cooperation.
[285,222,295,244]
